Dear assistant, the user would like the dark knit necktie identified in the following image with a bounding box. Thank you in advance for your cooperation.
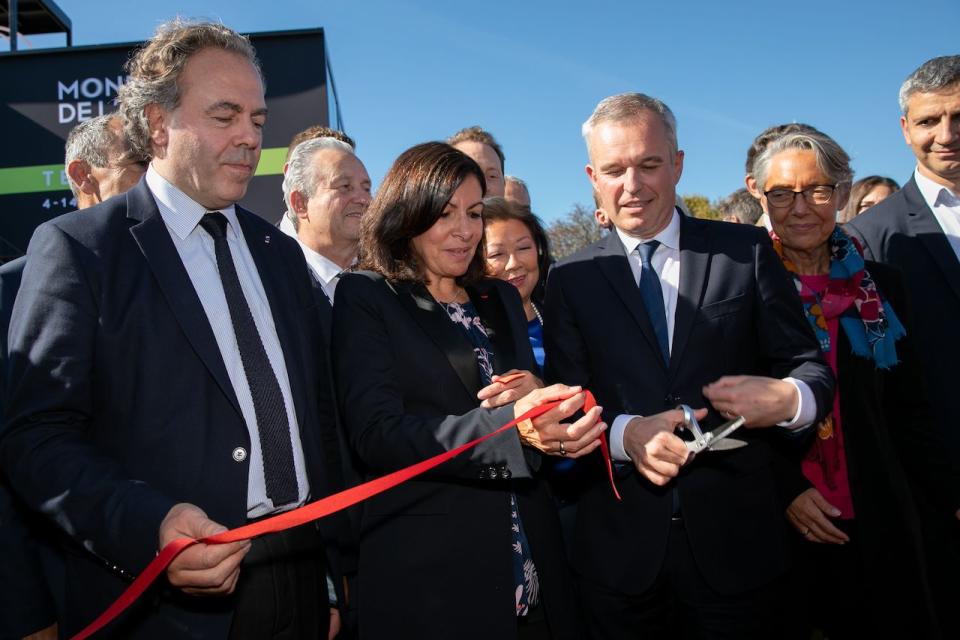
[199,212,298,506]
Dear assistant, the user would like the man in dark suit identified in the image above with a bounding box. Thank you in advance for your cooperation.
[0,20,343,639]
[544,93,833,638]
[280,131,372,639]
[846,54,960,638]
[0,112,147,640]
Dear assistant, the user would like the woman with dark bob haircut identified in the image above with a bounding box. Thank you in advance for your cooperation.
[483,197,553,370]
[332,142,602,639]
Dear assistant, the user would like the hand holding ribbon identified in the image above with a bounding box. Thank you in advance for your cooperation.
[70,389,619,640]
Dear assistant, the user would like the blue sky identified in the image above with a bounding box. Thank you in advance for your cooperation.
[11,0,959,221]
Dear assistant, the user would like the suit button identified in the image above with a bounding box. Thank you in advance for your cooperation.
[232,447,247,462]
[502,468,512,479]
[488,467,500,480]
[478,468,488,479]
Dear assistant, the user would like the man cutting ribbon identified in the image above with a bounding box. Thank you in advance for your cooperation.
[0,19,348,639]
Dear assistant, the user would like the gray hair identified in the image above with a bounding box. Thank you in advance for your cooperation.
[899,55,960,115]
[716,188,764,225]
[282,136,356,227]
[582,92,678,157]
[505,175,528,191]
[64,114,129,197]
[752,131,853,197]
[118,18,261,160]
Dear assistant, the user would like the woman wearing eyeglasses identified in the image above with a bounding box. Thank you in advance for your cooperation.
[746,127,949,638]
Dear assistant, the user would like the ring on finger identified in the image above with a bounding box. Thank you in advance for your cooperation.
[559,440,567,456]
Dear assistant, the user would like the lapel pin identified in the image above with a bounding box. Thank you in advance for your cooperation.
[264,235,271,244]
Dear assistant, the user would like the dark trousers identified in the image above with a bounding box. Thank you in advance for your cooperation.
[790,518,940,640]
[921,508,960,639]
[228,522,330,640]
[517,604,552,640]
[580,519,786,640]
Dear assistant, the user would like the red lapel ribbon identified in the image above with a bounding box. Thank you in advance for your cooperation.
[71,390,619,640]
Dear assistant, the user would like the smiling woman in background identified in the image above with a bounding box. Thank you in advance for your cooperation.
[838,175,900,223]
[483,198,553,372]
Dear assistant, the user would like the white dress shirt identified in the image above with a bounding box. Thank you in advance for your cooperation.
[609,208,817,462]
[915,167,960,262]
[298,242,346,302]
[146,166,309,517]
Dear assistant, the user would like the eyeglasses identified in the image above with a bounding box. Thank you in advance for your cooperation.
[763,185,837,209]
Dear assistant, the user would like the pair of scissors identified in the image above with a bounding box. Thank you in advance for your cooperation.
[677,405,748,454]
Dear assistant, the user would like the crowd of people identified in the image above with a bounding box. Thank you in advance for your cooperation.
[0,17,957,640]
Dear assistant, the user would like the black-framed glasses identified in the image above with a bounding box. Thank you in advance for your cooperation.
[763,185,837,208]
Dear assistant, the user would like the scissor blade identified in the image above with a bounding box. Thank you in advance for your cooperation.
[686,416,746,454]
[707,416,746,447]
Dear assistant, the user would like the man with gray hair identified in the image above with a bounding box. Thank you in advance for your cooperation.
[0,19,345,639]
[846,54,960,637]
[64,113,147,210]
[717,187,764,225]
[281,136,370,308]
[543,92,833,638]
[504,175,531,206]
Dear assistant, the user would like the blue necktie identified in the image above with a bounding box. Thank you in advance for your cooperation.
[636,241,670,365]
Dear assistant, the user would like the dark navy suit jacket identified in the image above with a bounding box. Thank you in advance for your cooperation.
[0,179,345,638]
[544,214,834,596]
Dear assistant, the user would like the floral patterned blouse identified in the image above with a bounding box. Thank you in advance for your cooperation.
[441,300,541,616]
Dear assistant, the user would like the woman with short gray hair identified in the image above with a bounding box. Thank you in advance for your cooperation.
[747,127,941,638]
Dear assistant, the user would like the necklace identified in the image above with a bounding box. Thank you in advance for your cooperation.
[530,301,544,326]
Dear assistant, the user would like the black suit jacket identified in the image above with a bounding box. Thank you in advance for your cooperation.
[544,215,834,596]
[0,256,60,638]
[0,179,344,638]
[846,176,960,513]
[777,261,942,635]
[332,272,582,640]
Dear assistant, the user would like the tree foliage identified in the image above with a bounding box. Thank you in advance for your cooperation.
[546,203,607,260]
[680,194,722,220]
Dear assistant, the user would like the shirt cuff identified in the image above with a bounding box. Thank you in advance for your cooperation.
[326,572,338,605]
[611,414,641,462]
[778,378,817,431]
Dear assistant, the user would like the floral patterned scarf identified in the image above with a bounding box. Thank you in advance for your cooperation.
[770,225,905,369]
[771,225,906,489]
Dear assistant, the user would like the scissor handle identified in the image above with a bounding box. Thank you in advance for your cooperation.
[676,404,704,440]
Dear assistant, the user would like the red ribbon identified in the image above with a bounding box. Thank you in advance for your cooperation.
[70,390,619,639]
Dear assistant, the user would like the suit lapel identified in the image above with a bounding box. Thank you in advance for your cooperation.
[127,181,242,417]
[237,208,310,433]
[669,217,711,378]
[468,282,517,374]
[395,281,484,398]
[308,270,334,346]
[594,233,668,371]
[903,178,960,301]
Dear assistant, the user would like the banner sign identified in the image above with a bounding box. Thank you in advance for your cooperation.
[0,29,329,260]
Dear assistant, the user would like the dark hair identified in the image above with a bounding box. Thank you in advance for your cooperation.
[286,125,356,160]
[360,142,487,285]
[745,122,823,176]
[447,126,505,172]
[482,197,553,304]
[839,176,900,223]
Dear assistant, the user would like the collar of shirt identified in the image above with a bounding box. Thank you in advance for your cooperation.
[278,213,298,239]
[297,240,349,288]
[914,166,960,211]
[145,165,240,240]
[614,206,682,257]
